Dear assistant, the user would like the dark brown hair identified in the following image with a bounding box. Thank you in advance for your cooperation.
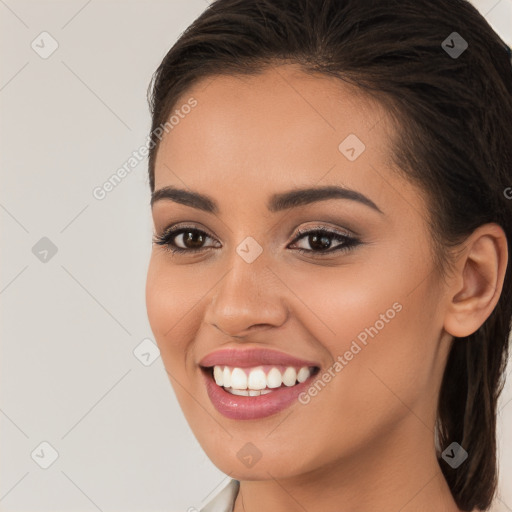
[146,0,512,509]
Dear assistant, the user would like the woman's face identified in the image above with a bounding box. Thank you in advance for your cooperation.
[146,64,453,480]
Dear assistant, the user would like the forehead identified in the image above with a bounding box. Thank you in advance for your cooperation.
[153,64,395,204]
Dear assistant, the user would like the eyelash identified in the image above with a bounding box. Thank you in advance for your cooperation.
[152,224,361,257]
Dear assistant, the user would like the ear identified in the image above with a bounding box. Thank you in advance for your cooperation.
[443,223,508,338]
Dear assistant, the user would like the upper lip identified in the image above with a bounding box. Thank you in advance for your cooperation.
[199,347,320,369]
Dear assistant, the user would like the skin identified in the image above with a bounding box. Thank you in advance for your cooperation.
[145,64,507,512]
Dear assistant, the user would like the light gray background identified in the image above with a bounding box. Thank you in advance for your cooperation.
[1,1,511,511]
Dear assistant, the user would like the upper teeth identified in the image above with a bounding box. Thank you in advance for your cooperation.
[212,365,313,390]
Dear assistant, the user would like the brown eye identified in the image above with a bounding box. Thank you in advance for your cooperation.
[177,230,207,249]
[290,228,360,256]
[153,226,219,254]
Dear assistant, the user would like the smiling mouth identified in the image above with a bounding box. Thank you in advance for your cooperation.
[202,364,321,396]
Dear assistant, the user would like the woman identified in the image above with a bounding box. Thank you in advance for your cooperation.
[145,0,512,510]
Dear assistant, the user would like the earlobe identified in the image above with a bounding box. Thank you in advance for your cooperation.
[443,223,508,338]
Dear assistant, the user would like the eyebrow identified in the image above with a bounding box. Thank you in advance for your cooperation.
[150,185,383,215]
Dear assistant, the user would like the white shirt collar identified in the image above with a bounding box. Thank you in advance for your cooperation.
[199,479,240,512]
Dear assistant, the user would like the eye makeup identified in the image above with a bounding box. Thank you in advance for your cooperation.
[152,223,362,257]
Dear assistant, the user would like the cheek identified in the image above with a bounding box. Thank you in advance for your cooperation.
[145,256,205,362]
[277,255,442,433]
[145,256,210,419]
[278,257,404,354]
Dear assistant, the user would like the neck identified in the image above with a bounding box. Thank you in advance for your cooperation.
[233,417,462,512]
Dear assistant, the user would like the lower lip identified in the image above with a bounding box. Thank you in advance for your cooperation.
[201,368,317,420]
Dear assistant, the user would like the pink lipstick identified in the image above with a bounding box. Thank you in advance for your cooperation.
[199,348,320,420]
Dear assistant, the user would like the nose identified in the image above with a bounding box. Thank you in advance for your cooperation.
[203,256,290,339]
